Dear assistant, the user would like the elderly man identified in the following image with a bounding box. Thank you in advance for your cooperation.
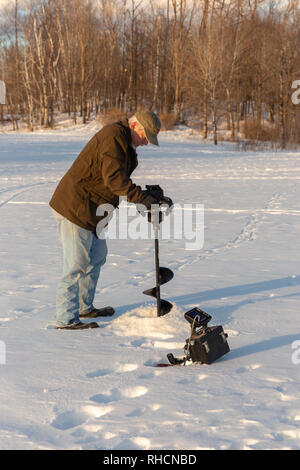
[50,110,171,330]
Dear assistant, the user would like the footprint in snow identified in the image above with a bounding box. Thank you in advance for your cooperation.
[90,388,122,404]
[236,364,262,374]
[90,386,148,404]
[126,407,146,417]
[122,386,148,398]
[131,339,146,347]
[51,405,114,430]
[51,410,87,430]
[113,437,151,450]
[86,368,112,378]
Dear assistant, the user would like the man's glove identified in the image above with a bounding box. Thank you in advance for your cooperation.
[158,195,173,208]
[138,185,173,224]
[146,185,173,209]
[145,185,164,201]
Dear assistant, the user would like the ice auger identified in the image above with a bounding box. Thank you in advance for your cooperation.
[142,201,174,317]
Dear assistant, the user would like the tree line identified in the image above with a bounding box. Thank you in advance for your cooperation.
[0,0,300,148]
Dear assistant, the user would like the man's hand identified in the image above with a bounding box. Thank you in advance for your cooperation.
[145,185,173,211]
[145,184,164,201]
[138,185,173,224]
[158,196,173,208]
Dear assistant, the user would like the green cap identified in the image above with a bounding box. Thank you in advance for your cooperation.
[135,110,161,146]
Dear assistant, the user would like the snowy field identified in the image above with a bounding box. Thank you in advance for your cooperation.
[0,122,300,450]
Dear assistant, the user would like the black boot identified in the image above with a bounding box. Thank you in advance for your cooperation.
[56,321,99,330]
[79,307,115,318]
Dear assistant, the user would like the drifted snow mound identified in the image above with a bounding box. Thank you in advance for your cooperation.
[109,303,186,340]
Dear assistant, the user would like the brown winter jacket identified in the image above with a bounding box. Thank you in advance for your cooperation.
[49,119,157,233]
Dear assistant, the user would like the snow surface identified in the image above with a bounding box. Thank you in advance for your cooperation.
[0,122,300,450]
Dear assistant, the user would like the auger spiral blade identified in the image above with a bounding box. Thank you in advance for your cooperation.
[143,236,174,317]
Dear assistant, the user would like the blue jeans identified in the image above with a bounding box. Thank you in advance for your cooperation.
[52,210,107,326]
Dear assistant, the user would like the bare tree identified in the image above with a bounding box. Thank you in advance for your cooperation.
[0,0,299,146]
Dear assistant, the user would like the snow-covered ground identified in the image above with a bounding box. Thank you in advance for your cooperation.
[0,122,300,450]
